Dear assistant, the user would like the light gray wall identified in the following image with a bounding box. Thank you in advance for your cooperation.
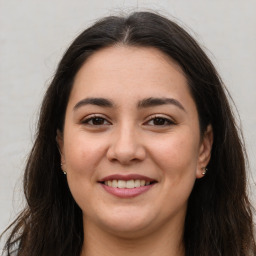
[1,0,255,241]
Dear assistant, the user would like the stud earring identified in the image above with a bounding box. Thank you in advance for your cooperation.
[61,163,67,175]
[202,167,208,175]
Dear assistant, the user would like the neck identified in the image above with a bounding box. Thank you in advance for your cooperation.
[80,217,185,256]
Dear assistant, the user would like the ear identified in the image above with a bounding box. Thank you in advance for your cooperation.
[196,124,213,179]
[56,129,66,167]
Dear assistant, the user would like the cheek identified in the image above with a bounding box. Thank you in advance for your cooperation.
[149,129,200,179]
[64,132,107,175]
[63,134,107,210]
[148,129,199,198]
[157,132,200,207]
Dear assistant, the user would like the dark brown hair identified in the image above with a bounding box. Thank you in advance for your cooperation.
[1,11,255,256]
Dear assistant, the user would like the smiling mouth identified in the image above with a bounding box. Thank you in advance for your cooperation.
[100,179,156,189]
[99,175,157,198]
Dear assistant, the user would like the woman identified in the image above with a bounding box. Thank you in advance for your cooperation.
[2,11,255,256]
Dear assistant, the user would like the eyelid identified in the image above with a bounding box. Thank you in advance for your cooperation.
[80,113,176,126]
[143,114,176,126]
[81,114,112,125]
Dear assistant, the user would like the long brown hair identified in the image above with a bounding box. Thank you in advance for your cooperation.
[1,11,255,256]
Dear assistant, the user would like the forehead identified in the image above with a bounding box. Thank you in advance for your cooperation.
[69,46,195,110]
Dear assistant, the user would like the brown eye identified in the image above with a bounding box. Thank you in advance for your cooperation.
[146,117,174,126]
[153,118,168,125]
[90,117,105,125]
[82,116,111,126]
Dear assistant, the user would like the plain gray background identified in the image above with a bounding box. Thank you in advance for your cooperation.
[1,0,255,244]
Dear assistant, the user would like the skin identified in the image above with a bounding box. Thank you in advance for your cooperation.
[57,46,213,256]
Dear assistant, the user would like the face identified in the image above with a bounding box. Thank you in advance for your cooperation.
[58,46,212,238]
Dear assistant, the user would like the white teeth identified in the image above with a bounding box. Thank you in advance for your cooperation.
[126,180,135,188]
[140,180,146,186]
[134,180,140,188]
[112,180,118,188]
[103,179,152,188]
[117,180,126,188]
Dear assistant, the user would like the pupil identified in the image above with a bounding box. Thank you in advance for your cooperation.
[154,118,165,125]
[93,117,104,125]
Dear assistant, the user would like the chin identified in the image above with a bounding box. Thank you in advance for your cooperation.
[103,222,153,239]
[93,209,156,237]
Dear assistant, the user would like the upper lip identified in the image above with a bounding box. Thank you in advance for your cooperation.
[98,174,157,182]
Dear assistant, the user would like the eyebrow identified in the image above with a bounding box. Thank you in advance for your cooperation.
[73,97,186,112]
[73,97,114,110]
[137,97,186,112]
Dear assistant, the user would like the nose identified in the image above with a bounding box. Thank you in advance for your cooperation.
[106,125,146,165]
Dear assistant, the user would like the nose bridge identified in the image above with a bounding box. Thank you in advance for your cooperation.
[107,120,145,164]
[117,122,137,149]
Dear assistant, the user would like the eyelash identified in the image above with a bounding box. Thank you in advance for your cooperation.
[81,115,111,126]
[145,115,175,126]
[81,114,175,127]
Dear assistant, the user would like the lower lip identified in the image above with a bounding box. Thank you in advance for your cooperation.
[100,183,155,198]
